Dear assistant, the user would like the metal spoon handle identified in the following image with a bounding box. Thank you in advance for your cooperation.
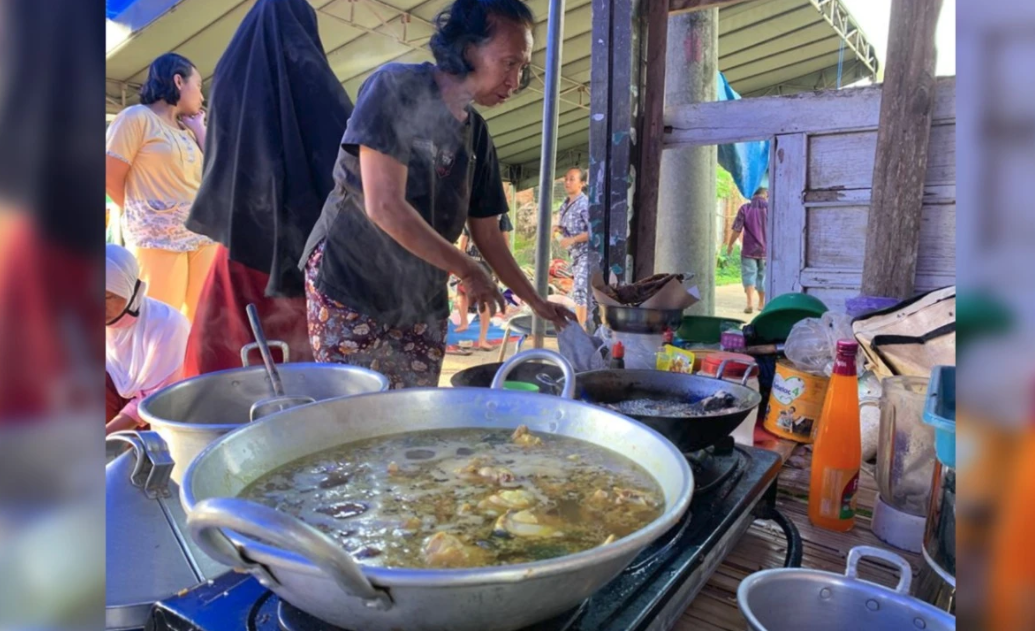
[246,303,285,397]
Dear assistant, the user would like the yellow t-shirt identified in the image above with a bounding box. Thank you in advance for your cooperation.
[105,105,213,251]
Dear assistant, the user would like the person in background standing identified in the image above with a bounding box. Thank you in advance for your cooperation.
[105,53,217,323]
[181,0,353,375]
[555,167,594,327]
[726,186,768,314]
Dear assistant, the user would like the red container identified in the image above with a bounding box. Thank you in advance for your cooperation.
[701,351,755,379]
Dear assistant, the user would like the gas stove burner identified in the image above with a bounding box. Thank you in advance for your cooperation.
[685,437,745,495]
[278,600,349,631]
[274,596,588,631]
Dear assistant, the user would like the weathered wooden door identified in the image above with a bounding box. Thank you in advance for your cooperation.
[664,77,956,311]
[767,121,956,311]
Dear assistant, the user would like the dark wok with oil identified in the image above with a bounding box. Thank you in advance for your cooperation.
[574,370,761,452]
[452,363,761,453]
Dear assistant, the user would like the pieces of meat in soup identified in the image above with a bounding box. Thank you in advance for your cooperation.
[239,426,665,569]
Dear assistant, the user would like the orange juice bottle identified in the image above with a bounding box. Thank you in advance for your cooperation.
[808,340,861,532]
[988,423,1035,630]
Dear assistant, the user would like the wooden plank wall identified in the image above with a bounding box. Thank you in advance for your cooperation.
[664,77,957,310]
[788,120,956,311]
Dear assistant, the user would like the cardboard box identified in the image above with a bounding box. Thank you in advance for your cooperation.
[591,272,700,310]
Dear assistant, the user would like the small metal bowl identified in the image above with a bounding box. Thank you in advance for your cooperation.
[600,304,684,333]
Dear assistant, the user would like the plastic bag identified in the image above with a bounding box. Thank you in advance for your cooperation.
[557,324,608,373]
[596,327,663,370]
[784,312,864,377]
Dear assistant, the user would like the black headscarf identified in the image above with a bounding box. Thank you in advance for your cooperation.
[186,0,353,297]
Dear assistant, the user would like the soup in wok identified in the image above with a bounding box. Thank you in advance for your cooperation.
[240,426,665,569]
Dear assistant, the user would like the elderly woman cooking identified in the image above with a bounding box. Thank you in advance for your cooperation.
[105,244,189,435]
[302,0,574,389]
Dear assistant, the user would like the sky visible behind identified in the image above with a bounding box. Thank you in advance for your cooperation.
[842,0,957,77]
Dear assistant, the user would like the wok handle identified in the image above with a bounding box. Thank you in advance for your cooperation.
[106,430,174,499]
[715,358,759,386]
[845,546,913,595]
[491,349,576,399]
[187,497,393,610]
[240,341,291,367]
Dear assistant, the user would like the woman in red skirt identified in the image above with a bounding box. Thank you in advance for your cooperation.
[182,0,353,375]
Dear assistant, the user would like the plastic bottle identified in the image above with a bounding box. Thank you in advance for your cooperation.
[660,329,674,351]
[808,340,861,532]
[988,421,1035,630]
[655,329,674,364]
[609,342,625,370]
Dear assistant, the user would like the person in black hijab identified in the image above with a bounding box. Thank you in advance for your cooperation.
[183,0,353,375]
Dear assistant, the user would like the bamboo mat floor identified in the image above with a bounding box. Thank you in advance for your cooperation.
[674,445,923,630]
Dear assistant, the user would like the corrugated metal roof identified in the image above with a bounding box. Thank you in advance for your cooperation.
[106,0,876,177]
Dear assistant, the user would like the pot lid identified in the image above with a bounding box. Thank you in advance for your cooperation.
[105,432,228,630]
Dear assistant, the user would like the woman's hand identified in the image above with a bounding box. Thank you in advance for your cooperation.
[559,236,572,250]
[528,297,577,330]
[180,109,206,132]
[105,413,140,436]
[458,260,506,317]
[181,110,207,148]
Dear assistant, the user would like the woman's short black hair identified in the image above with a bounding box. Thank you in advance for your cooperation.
[430,0,535,78]
[568,167,587,183]
[139,53,196,106]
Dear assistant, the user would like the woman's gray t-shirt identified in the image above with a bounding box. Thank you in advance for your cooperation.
[302,62,509,326]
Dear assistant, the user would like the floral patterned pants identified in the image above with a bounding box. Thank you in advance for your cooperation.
[304,242,448,389]
[570,253,594,308]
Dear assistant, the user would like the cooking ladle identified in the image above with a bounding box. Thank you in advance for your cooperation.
[246,304,316,421]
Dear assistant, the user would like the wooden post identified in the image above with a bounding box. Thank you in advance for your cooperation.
[861,0,943,299]
[630,0,669,280]
[588,0,612,280]
[588,0,642,282]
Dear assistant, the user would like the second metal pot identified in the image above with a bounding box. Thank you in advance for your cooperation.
[915,462,956,613]
[140,361,389,483]
[738,546,955,631]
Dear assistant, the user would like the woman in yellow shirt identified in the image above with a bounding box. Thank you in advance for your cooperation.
[105,53,217,323]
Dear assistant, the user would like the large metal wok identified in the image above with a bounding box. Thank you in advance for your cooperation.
[181,350,694,631]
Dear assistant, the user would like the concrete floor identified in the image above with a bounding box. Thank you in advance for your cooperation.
[714,282,752,321]
[438,284,755,387]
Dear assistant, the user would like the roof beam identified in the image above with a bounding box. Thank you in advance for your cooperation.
[508,145,590,190]
[670,0,756,16]
[663,75,955,147]
[335,0,592,96]
[318,2,590,111]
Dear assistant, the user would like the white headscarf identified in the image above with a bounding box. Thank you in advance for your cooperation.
[105,244,190,399]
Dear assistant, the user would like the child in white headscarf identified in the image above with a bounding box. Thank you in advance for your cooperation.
[105,243,189,435]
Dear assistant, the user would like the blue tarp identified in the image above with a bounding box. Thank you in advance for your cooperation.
[106,0,137,19]
[716,72,770,198]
